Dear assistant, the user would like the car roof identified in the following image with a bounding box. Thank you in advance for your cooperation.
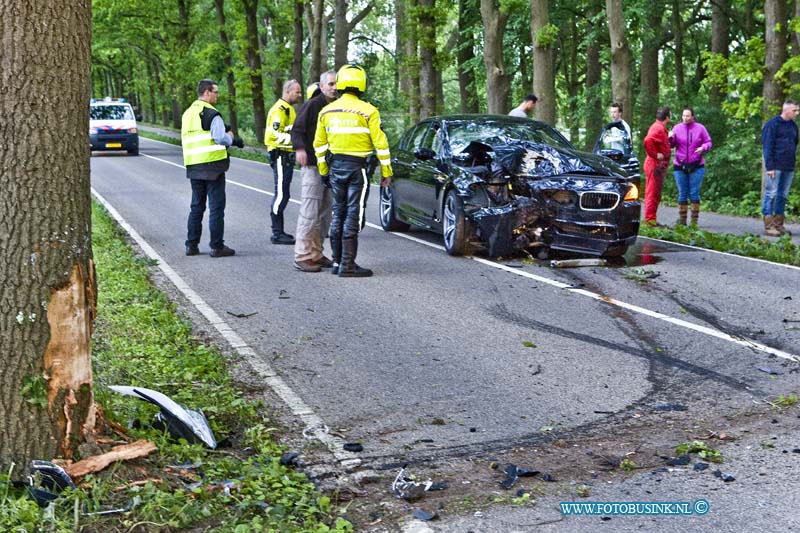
[417,114,549,127]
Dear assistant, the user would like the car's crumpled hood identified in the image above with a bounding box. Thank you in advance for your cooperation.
[454,140,625,180]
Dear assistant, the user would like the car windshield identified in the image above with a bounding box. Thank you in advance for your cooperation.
[90,105,134,120]
[447,121,573,154]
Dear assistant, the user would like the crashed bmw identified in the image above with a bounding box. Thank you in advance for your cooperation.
[379,115,641,257]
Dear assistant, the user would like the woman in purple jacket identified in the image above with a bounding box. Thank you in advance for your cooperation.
[669,108,713,225]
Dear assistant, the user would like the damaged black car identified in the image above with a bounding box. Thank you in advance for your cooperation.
[380,115,641,258]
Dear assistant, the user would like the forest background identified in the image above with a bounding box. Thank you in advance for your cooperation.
[92,0,800,217]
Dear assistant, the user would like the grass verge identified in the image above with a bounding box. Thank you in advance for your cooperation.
[639,223,800,267]
[0,202,351,532]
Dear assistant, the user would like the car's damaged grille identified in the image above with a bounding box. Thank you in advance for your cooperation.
[579,192,620,211]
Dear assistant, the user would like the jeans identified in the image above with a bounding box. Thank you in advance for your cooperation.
[673,166,705,203]
[186,175,226,249]
[762,170,794,216]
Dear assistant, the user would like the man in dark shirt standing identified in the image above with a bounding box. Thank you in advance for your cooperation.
[761,99,799,236]
[291,70,338,272]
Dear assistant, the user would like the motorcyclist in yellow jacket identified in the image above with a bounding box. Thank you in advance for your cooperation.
[313,64,392,277]
[265,79,302,244]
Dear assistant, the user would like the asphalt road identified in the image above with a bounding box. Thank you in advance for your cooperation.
[90,137,800,530]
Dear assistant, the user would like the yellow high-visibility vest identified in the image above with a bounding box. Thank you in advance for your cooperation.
[265,98,296,152]
[181,100,228,167]
[313,93,392,177]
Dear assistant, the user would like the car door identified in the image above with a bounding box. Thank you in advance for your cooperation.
[391,124,428,224]
[407,122,446,225]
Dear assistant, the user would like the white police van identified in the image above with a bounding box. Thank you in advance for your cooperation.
[89,98,141,155]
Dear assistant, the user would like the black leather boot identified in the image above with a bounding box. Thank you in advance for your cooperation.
[329,235,342,275]
[338,238,372,277]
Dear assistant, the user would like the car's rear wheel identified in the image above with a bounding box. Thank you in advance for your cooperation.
[443,189,471,256]
[379,184,410,231]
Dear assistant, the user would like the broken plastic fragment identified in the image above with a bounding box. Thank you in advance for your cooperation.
[412,508,437,521]
[391,468,434,501]
[550,258,608,268]
[280,452,300,466]
[109,386,217,448]
[693,462,709,471]
[343,443,363,452]
[758,367,780,375]
[665,455,691,466]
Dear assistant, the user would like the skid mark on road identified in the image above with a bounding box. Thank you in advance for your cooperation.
[489,303,766,395]
[138,148,800,364]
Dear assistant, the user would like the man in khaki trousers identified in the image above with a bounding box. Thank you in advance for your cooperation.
[291,71,338,272]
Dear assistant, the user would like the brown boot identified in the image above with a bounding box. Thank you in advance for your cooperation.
[676,203,688,226]
[690,202,700,225]
[774,214,792,236]
[764,215,781,237]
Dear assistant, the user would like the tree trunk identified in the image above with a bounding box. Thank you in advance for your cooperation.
[531,0,555,124]
[584,0,604,150]
[398,0,420,122]
[334,0,374,69]
[709,0,730,106]
[764,0,788,113]
[215,0,239,133]
[307,0,324,83]
[481,0,511,114]
[292,0,304,88]
[457,0,479,113]
[606,0,633,125]
[672,0,685,98]
[561,18,580,141]
[639,4,662,135]
[243,0,266,143]
[0,0,95,472]
[419,0,437,119]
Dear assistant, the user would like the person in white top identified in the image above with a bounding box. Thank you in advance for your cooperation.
[609,102,631,136]
[508,94,538,118]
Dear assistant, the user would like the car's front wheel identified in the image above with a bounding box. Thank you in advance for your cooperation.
[443,189,471,256]
[128,148,139,156]
[379,184,410,231]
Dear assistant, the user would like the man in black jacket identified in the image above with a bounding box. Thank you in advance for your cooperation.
[291,71,337,272]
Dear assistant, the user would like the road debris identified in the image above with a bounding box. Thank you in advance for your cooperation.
[550,258,608,268]
[693,462,709,471]
[712,470,735,482]
[758,367,781,375]
[343,443,364,452]
[412,508,438,521]
[226,310,258,318]
[498,463,539,489]
[391,467,444,501]
[109,385,217,448]
[64,440,157,480]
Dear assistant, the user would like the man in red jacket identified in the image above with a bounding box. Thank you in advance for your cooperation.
[642,107,672,226]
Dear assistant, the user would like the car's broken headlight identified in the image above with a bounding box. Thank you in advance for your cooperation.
[623,183,639,201]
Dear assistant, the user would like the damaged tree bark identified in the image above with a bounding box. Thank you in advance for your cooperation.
[0,0,95,472]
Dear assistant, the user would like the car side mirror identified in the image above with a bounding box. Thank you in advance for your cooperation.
[414,147,436,161]
[135,114,143,122]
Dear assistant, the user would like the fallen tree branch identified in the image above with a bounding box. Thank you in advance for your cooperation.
[64,439,157,479]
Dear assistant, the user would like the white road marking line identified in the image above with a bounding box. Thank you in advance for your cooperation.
[91,188,360,467]
[136,141,800,362]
